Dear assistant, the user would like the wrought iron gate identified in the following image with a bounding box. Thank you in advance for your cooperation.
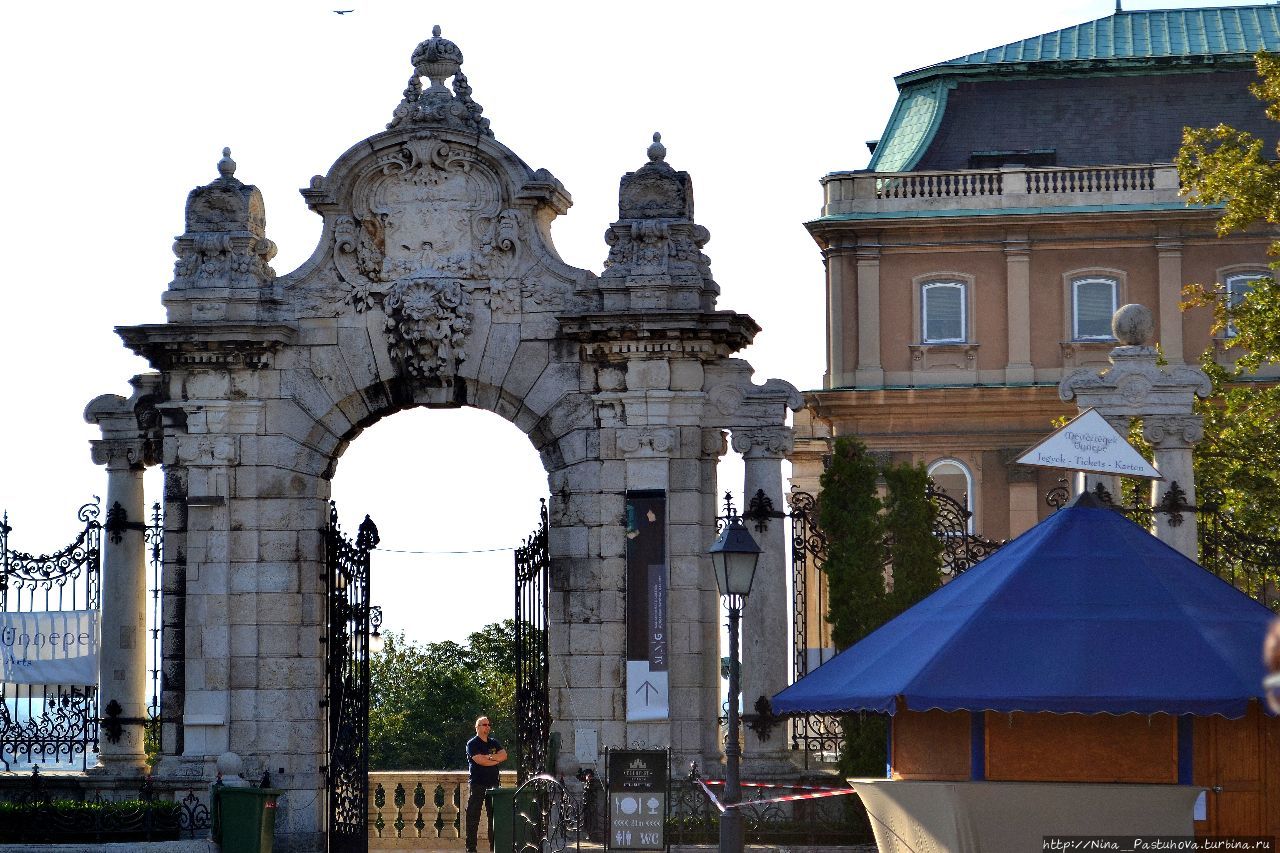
[787,483,1004,764]
[514,499,550,783]
[0,499,102,771]
[325,504,379,853]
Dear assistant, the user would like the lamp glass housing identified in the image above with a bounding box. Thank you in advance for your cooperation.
[708,518,762,598]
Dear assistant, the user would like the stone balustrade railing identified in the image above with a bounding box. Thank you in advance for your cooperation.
[368,770,517,850]
[819,163,1182,216]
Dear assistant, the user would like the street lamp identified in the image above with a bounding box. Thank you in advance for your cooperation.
[707,495,762,853]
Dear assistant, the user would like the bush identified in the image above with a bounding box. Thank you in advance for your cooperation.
[0,798,181,843]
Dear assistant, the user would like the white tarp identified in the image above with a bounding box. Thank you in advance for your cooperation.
[0,610,98,685]
[1017,408,1162,479]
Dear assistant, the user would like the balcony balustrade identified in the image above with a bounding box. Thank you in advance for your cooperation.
[367,770,517,850]
[819,164,1182,217]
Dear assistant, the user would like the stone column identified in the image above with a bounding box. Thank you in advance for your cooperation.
[1143,415,1204,560]
[1004,234,1034,383]
[854,237,884,387]
[1156,236,1185,365]
[85,385,159,775]
[732,427,794,775]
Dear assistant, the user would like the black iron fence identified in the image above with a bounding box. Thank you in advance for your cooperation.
[0,765,211,842]
[0,499,102,771]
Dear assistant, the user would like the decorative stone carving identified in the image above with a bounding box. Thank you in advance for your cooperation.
[730,427,794,459]
[1142,414,1205,449]
[599,134,718,312]
[616,428,675,457]
[387,26,491,136]
[330,135,530,380]
[383,277,474,380]
[170,149,278,293]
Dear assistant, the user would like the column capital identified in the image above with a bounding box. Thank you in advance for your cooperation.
[1142,414,1205,449]
[90,438,158,471]
[85,374,163,470]
[730,427,794,459]
[701,428,728,460]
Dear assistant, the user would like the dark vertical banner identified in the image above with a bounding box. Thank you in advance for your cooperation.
[625,491,668,721]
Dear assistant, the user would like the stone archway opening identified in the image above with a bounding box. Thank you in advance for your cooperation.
[330,405,547,647]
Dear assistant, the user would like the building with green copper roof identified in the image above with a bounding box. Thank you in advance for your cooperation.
[869,4,1280,173]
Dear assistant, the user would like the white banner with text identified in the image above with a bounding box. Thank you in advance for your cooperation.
[0,610,99,685]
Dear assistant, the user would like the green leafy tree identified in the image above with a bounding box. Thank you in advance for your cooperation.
[1176,51,1280,546]
[883,463,943,619]
[816,437,942,776]
[817,437,887,651]
[369,622,517,770]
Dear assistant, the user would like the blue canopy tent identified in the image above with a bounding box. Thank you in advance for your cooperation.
[772,494,1274,718]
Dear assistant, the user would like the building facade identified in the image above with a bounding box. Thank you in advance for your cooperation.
[792,5,1278,539]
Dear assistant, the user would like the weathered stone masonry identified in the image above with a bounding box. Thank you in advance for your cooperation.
[86,29,798,852]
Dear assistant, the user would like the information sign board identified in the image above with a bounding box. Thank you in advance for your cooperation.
[607,748,668,851]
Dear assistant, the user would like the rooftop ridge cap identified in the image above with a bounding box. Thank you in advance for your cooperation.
[896,3,1280,81]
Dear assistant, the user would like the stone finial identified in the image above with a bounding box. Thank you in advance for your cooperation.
[217,147,236,180]
[388,27,491,135]
[647,132,666,163]
[167,148,278,308]
[599,133,717,311]
[1112,303,1154,346]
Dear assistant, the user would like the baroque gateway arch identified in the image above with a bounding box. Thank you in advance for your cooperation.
[83,28,799,851]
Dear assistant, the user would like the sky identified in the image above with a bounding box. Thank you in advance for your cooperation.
[0,0,1260,645]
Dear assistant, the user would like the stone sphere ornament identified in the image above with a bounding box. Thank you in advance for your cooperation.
[1112,303,1155,346]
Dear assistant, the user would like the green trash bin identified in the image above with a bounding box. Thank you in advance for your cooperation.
[213,784,282,853]
[488,786,515,853]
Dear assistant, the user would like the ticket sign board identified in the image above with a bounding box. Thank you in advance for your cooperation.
[607,749,668,851]
[1016,408,1162,480]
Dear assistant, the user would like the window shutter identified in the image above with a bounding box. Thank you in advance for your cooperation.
[1074,279,1115,339]
[924,283,964,342]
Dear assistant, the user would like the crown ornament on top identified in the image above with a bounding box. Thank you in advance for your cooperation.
[388,25,491,136]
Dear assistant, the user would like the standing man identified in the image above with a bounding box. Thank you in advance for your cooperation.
[465,715,508,853]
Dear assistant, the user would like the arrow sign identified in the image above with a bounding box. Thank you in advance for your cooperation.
[1017,408,1162,480]
[626,662,668,721]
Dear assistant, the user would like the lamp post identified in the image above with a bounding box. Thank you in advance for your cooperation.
[708,495,762,853]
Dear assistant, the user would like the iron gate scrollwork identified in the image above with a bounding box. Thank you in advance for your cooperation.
[325,503,379,853]
[514,499,550,784]
[0,499,102,771]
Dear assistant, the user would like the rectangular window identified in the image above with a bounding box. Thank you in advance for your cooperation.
[1225,274,1264,337]
[922,281,966,343]
[1073,277,1117,340]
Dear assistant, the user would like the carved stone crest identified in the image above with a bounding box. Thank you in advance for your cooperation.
[383,277,474,381]
[333,134,523,380]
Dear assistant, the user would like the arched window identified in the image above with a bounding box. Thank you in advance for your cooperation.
[1072,276,1118,341]
[927,458,974,533]
[921,281,967,343]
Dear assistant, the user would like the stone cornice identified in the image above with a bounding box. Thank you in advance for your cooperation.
[117,323,298,371]
[558,311,758,363]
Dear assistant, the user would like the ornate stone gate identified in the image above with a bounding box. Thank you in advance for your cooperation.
[84,28,798,852]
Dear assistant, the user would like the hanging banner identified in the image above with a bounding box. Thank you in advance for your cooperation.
[625,492,668,722]
[0,610,99,685]
[1017,408,1162,479]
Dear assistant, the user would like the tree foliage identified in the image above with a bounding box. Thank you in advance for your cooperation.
[369,620,517,771]
[816,436,942,776]
[1176,51,1280,535]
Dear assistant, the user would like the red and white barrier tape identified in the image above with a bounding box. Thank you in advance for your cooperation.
[694,779,858,809]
